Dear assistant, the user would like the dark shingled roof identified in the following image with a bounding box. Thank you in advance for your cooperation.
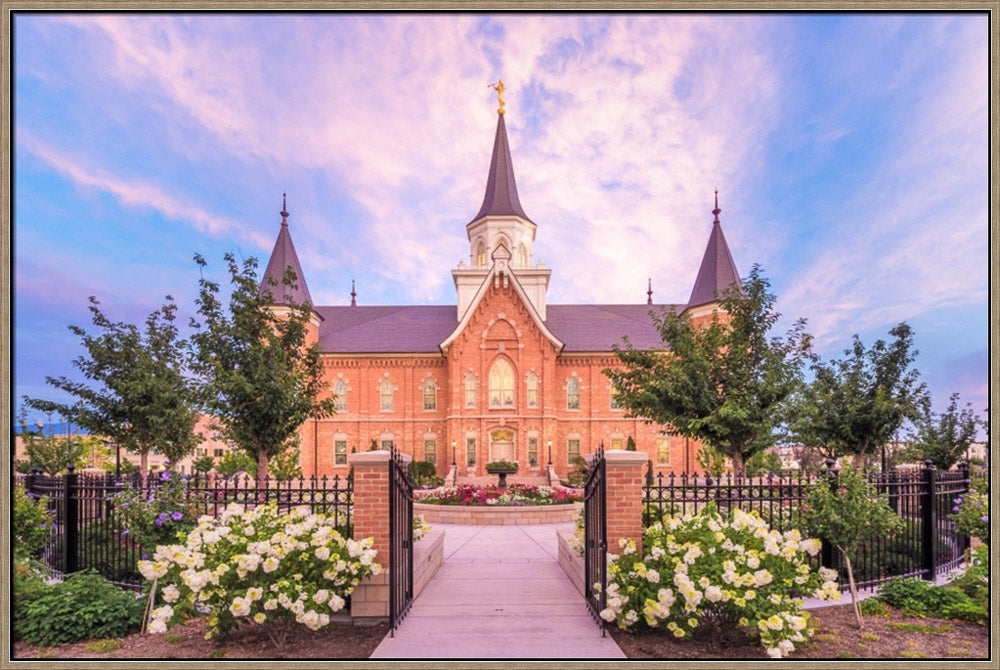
[470,113,533,224]
[259,206,314,306]
[687,219,741,309]
[313,303,680,354]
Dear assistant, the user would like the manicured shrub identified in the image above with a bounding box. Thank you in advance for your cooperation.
[599,502,840,658]
[141,502,380,646]
[14,569,144,646]
[116,470,204,557]
[408,460,443,488]
[875,576,985,624]
[13,484,55,559]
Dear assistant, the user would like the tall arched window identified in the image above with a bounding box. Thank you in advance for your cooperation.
[518,244,528,268]
[333,380,347,411]
[566,377,580,410]
[526,372,539,408]
[380,378,394,412]
[423,379,437,411]
[465,373,477,408]
[489,358,515,408]
[476,242,486,267]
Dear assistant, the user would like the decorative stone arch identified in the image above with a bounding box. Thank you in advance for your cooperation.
[332,373,352,411]
[379,373,397,413]
[420,375,438,411]
[475,238,487,267]
[524,369,540,408]
[493,234,511,255]
[464,370,478,408]
[564,372,582,411]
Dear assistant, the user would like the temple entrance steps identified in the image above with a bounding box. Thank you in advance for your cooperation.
[454,473,551,487]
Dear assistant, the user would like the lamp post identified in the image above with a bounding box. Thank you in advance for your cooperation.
[547,439,552,466]
[452,440,456,467]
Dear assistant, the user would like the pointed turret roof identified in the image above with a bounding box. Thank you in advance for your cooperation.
[470,112,533,224]
[259,194,314,306]
[687,191,742,309]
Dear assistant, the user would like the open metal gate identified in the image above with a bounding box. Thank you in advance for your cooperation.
[583,445,607,634]
[388,447,414,635]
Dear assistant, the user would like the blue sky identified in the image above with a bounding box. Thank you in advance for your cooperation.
[12,13,990,436]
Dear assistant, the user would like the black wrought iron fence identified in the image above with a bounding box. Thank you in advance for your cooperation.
[641,461,970,592]
[583,445,607,635]
[18,468,354,588]
[388,447,414,636]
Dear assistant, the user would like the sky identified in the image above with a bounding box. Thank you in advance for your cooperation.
[11,12,991,437]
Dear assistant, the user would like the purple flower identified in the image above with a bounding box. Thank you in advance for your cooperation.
[160,471,171,481]
[121,529,129,536]
[171,511,183,521]
[155,519,164,526]
[158,512,169,519]
[981,515,988,522]
[142,553,149,559]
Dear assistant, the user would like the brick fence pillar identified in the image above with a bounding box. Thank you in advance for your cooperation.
[604,450,648,557]
[348,450,391,622]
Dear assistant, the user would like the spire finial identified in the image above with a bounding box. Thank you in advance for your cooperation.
[712,189,721,224]
[489,79,506,115]
[280,192,289,226]
[350,279,357,307]
[647,278,653,305]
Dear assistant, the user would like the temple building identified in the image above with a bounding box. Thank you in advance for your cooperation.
[260,96,742,479]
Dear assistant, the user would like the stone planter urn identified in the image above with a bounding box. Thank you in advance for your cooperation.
[485,462,519,490]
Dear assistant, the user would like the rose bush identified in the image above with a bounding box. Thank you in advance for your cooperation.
[598,502,840,658]
[138,502,380,647]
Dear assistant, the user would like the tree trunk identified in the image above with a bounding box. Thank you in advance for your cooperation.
[731,451,744,479]
[140,451,149,482]
[257,450,269,493]
[841,548,863,628]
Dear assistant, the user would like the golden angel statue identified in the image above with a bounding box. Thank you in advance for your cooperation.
[489,79,506,115]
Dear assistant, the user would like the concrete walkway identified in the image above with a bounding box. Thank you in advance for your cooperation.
[370,523,625,659]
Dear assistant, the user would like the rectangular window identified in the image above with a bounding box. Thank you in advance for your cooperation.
[466,438,476,466]
[214,449,224,458]
[381,439,394,451]
[567,439,580,464]
[528,437,538,467]
[567,379,580,411]
[527,386,538,408]
[657,437,670,465]
[424,440,437,464]
[334,440,347,465]
[195,448,206,458]
[610,438,623,450]
[610,380,621,410]
[423,383,436,411]
[465,375,476,408]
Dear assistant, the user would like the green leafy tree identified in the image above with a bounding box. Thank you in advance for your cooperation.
[607,266,812,477]
[795,446,827,476]
[25,297,202,475]
[789,323,926,470]
[215,449,257,478]
[16,412,85,476]
[745,449,783,476]
[192,455,215,474]
[189,253,336,489]
[625,435,636,451]
[269,443,303,481]
[695,443,728,478]
[907,393,982,470]
[801,466,903,628]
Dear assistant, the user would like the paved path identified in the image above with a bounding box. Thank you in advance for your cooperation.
[370,523,625,659]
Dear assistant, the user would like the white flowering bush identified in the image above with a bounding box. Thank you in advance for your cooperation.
[413,514,431,542]
[138,502,380,646]
[599,502,841,658]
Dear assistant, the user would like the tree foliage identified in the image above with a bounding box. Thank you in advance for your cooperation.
[24,297,202,475]
[189,253,335,488]
[801,466,903,627]
[607,266,812,477]
[908,392,981,470]
[789,323,926,468]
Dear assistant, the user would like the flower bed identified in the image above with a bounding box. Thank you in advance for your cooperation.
[415,483,580,506]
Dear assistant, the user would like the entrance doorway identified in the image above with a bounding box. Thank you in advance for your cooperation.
[489,428,515,462]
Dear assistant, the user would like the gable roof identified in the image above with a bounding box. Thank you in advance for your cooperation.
[259,199,314,307]
[687,197,741,309]
[469,113,533,224]
[311,302,678,354]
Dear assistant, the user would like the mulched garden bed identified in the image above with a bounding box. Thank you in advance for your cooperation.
[609,603,989,660]
[13,616,388,660]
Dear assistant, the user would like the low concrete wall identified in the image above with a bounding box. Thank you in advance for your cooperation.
[413,501,582,525]
[412,527,445,600]
[556,529,586,597]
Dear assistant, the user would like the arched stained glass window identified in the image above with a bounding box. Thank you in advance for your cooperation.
[566,377,580,410]
[465,373,477,408]
[380,378,394,412]
[476,242,486,268]
[526,372,539,408]
[333,380,347,411]
[489,358,515,408]
[423,379,436,411]
[518,244,528,268]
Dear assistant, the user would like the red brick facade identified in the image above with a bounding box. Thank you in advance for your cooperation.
[294,273,706,479]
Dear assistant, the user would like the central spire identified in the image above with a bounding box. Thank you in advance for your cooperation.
[469,93,532,224]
